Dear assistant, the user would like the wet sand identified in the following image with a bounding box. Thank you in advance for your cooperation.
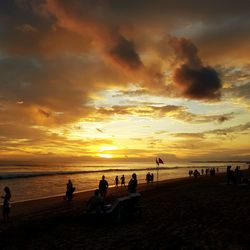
[1,173,250,249]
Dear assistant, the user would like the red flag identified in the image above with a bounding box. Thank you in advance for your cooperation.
[158,158,164,164]
[156,158,159,166]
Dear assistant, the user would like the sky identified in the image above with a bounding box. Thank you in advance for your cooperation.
[0,0,250,163]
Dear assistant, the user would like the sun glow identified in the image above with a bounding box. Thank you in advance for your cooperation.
[99,145,117,151]
[98,153,113,158]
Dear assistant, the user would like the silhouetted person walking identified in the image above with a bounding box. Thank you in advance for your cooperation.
[2,187,11,222]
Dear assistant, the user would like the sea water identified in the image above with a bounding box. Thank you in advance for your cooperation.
[0,161,248,202]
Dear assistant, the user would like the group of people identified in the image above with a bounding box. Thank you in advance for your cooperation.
[146,172,154,183]
[188,167,219,178]
[99,173,138,198]
[114,175,126,188]
[226,165,245,185]
[86,173,138,213]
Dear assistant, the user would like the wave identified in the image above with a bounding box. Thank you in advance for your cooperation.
[0,167,180,180]
[0,163,232,180]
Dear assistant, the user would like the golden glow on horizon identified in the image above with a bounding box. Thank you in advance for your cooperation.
[98,153,113,158]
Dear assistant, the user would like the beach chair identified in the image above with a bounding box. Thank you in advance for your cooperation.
[104,192,142,223]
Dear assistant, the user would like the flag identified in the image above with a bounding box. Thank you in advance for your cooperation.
[156,158,159,166]
[158,158,164,164]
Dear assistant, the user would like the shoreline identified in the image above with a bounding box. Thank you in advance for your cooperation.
[15,175,194,204]
[0,175,201,222]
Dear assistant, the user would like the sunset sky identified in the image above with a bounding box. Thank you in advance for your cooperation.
[0,0,250,163]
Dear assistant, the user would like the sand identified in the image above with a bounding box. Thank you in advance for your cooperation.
[1,173,250,249]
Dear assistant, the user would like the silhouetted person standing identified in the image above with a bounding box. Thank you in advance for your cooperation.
[66,179,75,201]
[146,172,151,183]
[120,175,125,188]
[128,173,138,193]
[151,173,154,182]
[226,166,234,185]
[2,187,11,222]
[99,175,109,198]
[115,176,119,188]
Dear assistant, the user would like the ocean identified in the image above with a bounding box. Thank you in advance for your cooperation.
[0,161,248,203]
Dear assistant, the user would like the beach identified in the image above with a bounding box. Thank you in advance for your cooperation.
[1,172,250,249]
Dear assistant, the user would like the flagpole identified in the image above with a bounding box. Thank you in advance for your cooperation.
[156,157,159,185]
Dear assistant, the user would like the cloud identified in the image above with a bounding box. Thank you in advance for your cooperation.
[169,37,222,100]
[93,104,234,124]
[108,35,143,70]
[171,121,250,139]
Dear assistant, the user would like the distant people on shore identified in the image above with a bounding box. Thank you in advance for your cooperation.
[226,166,235,185]
[151,173,154,182]
[146,172,154,183]
[193,169,200,178]
[120,175,126,188]
[128,173,138,193]
[210,168,216,176]
[205,168,209,176]
[146,172,151,183]
[2,186,11,222]
[235,166,243,185]
[188,170,193,177]
[65,180,75,201]
[189,168,219,178]
[115,176,119,188]
[99,175,109,198]
[86,189,103,213]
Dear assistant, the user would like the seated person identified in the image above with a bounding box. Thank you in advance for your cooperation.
[86,189,104,213]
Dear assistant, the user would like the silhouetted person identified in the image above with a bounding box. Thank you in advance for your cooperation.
[99,175,109,198]
[146,172,151,183]
[226,166,234,185]
[115,176,119,187]
[188,170,193,177]
[151,173,154,182]
[210,168,215,176]
[66,179,75,201]
[205,168,209,176]
[128,173,138,193]
[120,175,125,188]
[217,167,219,173]
[193,169,200,178]
[2,187,11,222]
[201,169,204,175]
[235,166,243,185]
[86,189,104,213]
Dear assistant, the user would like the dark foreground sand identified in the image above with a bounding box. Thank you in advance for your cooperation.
[1,173,250,250]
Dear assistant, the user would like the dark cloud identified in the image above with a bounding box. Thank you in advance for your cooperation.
[169,37,222,100]
[108,35,142,70]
